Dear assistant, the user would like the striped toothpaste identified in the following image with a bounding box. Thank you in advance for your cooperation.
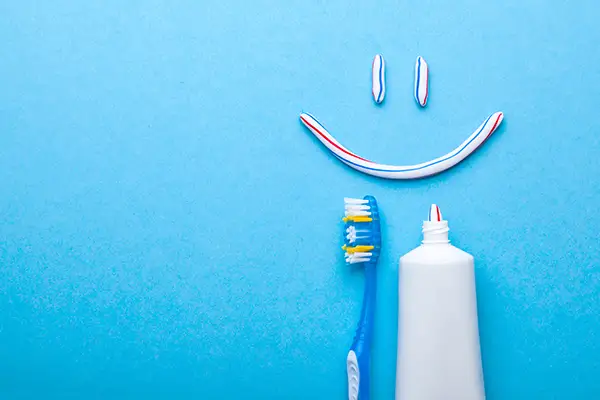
[372,54,386,104]
[414,56,429,107]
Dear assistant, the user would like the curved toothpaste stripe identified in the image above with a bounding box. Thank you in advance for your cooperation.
[299,114,371,162]
[414,56,429,107]
[372,54,386,104]
[299,111,504,179]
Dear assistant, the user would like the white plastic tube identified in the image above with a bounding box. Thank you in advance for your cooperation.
[396,205,484,400]
[299,112,504,180]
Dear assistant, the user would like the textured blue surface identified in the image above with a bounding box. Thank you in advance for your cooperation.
[1,1,599,399]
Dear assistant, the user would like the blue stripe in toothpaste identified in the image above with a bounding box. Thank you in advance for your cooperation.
[414,56,429,107]
[372,54,386,104]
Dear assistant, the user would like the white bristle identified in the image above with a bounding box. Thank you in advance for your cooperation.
[344,198,369,205]
[345,226,371,244]
[345,208,371,215]
[345,252,373,264]
[346,204,370,211]
[346,226,356,242]
[345,202,371,217]
[347,234,368,243]
[345,211,371,216]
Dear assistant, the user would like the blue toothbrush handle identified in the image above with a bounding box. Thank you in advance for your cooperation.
[347,263,377,400]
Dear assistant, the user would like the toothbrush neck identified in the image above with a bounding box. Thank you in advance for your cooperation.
[362,263,377,317]
[422,221,450,244]
[354,262,377,345]
[364,262,377,283]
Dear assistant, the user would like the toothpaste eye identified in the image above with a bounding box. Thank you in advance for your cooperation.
[372,54,386,104]
[414,56,429,107]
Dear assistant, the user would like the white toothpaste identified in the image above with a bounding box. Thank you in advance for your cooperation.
[414,56,429,107]
[299,111,504,180]
[372,54,386,104]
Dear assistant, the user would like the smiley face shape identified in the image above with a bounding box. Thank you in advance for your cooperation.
[300,57,504,180]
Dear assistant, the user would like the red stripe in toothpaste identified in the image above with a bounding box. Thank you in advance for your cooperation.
[486,113,503,139]
[424,66,429,105]
[300,115,371,162]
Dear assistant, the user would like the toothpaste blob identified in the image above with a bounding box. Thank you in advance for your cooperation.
[429,204,442,222]
[414,56,429,107]
[372,54,386,104]
[299,111,504,180]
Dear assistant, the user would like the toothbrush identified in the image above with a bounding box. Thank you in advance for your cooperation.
[343,196,382,400]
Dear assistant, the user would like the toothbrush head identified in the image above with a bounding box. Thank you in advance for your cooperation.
[342,196,381,265]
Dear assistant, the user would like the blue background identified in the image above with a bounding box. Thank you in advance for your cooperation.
[1,1,599,399]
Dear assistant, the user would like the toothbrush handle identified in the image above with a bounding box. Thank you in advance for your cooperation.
[347,263,377,400]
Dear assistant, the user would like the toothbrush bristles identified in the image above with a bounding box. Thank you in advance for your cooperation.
[343,197,380,264]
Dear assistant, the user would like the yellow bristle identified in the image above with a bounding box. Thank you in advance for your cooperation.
[342,216,373,223]
[344,245,374,254]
